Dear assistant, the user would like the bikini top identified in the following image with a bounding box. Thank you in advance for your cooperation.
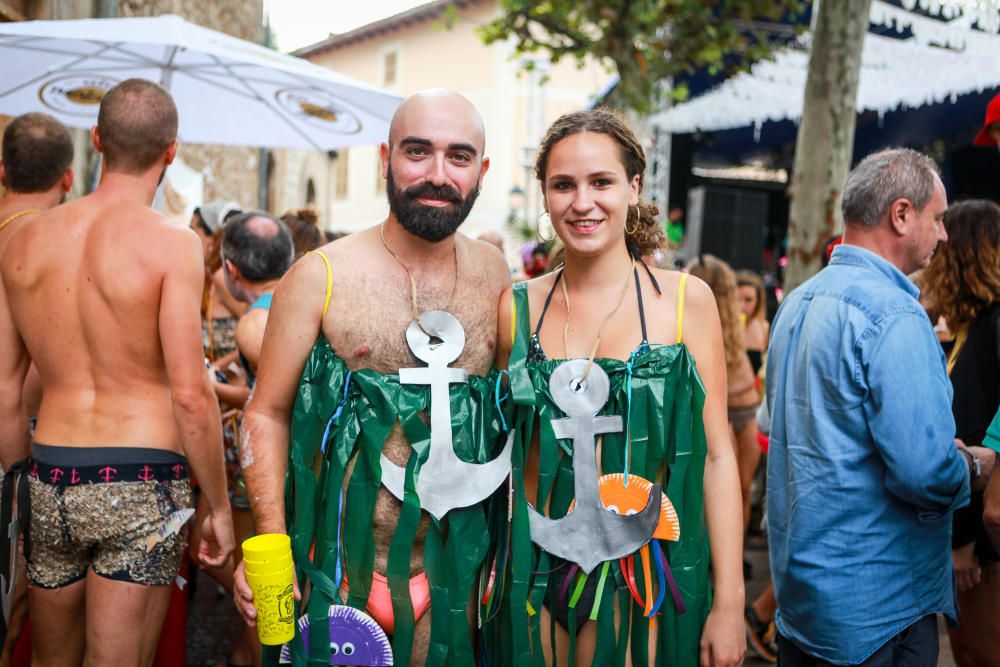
[527,260,686,363]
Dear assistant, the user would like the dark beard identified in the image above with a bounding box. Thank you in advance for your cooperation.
[385,168,479,243]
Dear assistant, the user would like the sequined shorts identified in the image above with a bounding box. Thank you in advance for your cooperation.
[26,444,193,589]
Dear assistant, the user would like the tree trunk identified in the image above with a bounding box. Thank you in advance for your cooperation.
[783,0,871,292]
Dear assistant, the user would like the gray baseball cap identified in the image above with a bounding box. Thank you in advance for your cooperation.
[196,200,241,234]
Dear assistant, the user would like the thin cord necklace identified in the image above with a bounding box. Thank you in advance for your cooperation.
[0,208,41,234]
[379,221,460,336]
[560,255,636,383]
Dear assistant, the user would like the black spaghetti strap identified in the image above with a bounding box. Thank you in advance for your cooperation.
[533,269,563,337]
[637,257,662,295]
[635,267,649,343]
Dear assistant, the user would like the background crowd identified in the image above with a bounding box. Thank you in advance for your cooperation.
[0,77,998,667]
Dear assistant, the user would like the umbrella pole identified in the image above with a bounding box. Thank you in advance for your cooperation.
[160,45,180,89]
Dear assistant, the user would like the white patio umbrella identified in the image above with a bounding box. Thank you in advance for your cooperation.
[0,14,401,151]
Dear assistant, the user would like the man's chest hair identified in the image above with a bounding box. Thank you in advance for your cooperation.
[327,266,499,377]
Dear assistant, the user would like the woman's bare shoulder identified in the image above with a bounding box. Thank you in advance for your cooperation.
[646,267,714,311]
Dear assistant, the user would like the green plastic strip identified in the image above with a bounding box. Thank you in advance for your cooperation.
[284,336,503,666]
[589,561,611,622]
[568,571,589,609]
[482,282,713,666]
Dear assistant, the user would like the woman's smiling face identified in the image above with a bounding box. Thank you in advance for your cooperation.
[542,132,640,259]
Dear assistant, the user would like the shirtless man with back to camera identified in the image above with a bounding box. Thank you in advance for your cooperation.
[0,78,233,666]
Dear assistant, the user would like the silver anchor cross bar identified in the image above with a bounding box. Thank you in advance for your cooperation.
[380,310,513,520]
[527,359,661,574]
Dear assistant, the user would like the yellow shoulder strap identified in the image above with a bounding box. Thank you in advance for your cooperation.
[308,250,333,319]
[946,328,967,377]
[676,272,688,344]
[510,293,518,346]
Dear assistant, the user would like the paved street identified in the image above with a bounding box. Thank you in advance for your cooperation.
[187,570,245,667]
[186,534,958,666]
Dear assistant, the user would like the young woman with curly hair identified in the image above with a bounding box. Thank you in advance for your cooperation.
[922,199,1000,667]
[489,109,745,666]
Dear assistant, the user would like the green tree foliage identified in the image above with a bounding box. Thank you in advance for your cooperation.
[480,0,806,112]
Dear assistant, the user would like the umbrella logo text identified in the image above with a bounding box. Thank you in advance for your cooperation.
[38,75,118,118]
[275,88,361,135]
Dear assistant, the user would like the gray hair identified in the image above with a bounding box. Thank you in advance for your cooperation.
[221,211,294,282]
[841,148,940,228]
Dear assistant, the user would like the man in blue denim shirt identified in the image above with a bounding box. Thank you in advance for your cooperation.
[767,148,995,666]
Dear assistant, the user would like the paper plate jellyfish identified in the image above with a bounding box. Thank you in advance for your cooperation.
[279,605,393,666]
[569,473,680,541]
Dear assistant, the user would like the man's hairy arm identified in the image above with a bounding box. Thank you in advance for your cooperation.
[0,260,30,469]
[241,254,327,534]
[234,254,326,625]
[159,229,233,566]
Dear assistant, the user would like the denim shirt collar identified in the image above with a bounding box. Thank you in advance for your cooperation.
[828,244,920,300]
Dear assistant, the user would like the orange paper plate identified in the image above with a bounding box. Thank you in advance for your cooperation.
[569,473,679,541]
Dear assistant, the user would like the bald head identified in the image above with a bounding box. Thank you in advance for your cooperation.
[222,211,294,282]
[381,89,490,242]
[388,89,485,154]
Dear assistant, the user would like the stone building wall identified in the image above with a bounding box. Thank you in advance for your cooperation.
[268,149,334,228]
[118,0,265,208]
[1,0,270,210]
[0,0,96,201]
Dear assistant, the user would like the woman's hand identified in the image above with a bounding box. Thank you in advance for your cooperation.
[953,542,981,592]
[700,603,746,667]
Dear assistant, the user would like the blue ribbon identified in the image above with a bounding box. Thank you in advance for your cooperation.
[648,540,667,617]
[494,369,510,434]
[623,349,639,487]
[320,370,352,454]
[334,489,344,592]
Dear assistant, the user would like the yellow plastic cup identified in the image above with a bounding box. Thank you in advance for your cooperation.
[242,533,291,562]
[243,553,292,574]
[242,535,295,646]
[245,566,295,645]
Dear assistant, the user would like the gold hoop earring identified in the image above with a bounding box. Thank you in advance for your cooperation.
[624,204,640,235]
[536,210,555,242]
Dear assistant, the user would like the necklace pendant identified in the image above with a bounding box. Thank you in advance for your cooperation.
[380,309,513,520]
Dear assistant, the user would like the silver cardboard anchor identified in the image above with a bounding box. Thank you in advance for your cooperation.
[380,310,513,520]
[527,359,661,573]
